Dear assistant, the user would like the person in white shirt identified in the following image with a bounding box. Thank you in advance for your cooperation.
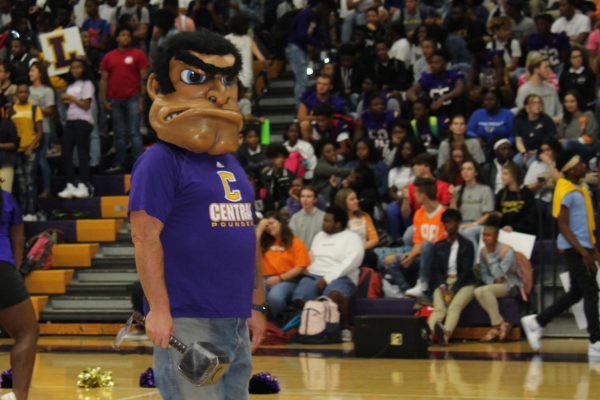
[551,0,591,44]
[292,206,364,340]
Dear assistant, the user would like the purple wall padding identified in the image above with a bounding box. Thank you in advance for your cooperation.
[38,198,101,217]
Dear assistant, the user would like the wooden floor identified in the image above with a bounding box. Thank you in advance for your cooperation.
[0,337,598,399]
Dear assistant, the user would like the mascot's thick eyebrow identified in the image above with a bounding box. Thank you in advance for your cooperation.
[174,51,239,78]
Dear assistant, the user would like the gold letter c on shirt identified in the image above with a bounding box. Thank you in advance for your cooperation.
[217,171,242,202]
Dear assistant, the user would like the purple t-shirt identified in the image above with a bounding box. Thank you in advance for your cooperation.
[128,142,256,318]
[299,90,347,114]
[0,191,22,266]
[418,69,463,106]
[361,110,401,150]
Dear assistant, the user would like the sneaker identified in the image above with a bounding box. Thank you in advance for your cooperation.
[105,165,124,174]
[433,322,448,346]
[521,314,543,351]
[588,341,600,359]
[72,183,90,199]
[405,279,427,298]
[340,329,352,342]
[58,182,77,199]
[22,213,38,222]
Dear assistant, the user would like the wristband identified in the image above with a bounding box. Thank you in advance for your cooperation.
[252,304,268,315]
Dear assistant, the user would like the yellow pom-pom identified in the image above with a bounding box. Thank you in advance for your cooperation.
[76,367,115,388]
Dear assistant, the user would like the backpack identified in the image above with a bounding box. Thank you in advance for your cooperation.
[356,267,382,299]
[482,244,533,302]
[298,296,341,344]
[20,229,62,276]
[284,151,307,177]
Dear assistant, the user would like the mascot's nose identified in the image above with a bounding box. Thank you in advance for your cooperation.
[207,89,227,106]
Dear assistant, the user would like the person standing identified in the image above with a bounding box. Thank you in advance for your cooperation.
[100,25,149,174]
[0,189,39,400]
[522,151,600,357]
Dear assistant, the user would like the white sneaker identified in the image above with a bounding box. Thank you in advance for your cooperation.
[521,314,543,351]
[72,183,90,199]
[340,329,352,342]
[588,341,600,358]
[22,213,38,222]
[58,182,77,199]
[405,279,427,298]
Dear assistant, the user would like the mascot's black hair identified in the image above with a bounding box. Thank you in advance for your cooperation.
[153,30,242,95]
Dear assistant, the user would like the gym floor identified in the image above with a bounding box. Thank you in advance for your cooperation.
[0,337,598,399]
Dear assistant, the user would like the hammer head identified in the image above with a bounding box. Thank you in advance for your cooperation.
[178,341,231,385]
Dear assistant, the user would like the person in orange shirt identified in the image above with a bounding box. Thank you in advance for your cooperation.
[383,178,447,297]
[257,212,311,319]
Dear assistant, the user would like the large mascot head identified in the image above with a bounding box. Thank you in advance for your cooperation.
[147,30,244,154]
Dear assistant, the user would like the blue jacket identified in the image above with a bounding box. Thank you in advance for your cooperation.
[467,108,515,146]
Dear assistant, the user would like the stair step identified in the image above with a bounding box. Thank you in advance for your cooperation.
[92,256,136,269]
[40,309,133,323]
[25,219,123,243]
[98,243,135,257]
[31,296,49,320]
[260,97,297,107]
[39,196,129,219]
[25,270,74,294]
[269,79,294,89]
[262,114,295,125]
[76,269,138,282]
[67,281,135,296]
[48,296,132,309]
[52,243,100,267]
[39,322,126,335]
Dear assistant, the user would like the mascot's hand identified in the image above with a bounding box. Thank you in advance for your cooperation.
[248,310,266,353]
[145,309,174,349]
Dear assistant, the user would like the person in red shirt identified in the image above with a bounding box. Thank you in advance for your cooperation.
[400,152,451,245]
[100,25,149,174]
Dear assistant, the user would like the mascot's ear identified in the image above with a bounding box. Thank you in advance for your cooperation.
[147,73,159,101]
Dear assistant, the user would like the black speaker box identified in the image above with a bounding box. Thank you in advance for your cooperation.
[354,315,430,359]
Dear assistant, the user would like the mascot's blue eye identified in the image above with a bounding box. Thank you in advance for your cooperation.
[220,76,234,87]
[180,70,206,85]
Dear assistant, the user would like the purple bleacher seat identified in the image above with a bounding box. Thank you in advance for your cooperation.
[353,298,416,317]
[458,297,520,326]
[24,221,77,242]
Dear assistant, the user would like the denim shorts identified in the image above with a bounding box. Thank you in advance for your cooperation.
[292,273,357,301]
[154,317,251,400]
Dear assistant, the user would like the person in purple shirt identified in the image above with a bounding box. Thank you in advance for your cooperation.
[129,32,265,400]
[0,190,39,400]
[285,0,336,105]
[355,96,401,151]
[298,74,347,141]
[527,14,570,71]
[407,50,466,118]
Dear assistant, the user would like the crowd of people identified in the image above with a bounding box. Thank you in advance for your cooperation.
[0,0,599,348]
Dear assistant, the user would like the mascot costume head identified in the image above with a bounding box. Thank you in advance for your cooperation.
[146,30,244,155]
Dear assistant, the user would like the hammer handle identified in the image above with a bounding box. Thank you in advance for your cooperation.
[131,311,188,353]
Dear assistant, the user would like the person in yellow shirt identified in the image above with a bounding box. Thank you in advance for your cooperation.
[11,84,43,220]
[257,212,311,319]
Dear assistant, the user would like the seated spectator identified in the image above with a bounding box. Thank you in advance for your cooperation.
[407,50,465,118]
[82,0,111,51]
[515,52,563,124]
[410,99,445,151]
[451,160,495,248]
[586,14,600,68]
[401,153,451,238]
[9,37,35,84]
[289,186,326,249]
[298,74,347,142]
[411,37,436,83]
[486,17,522,79]
[364,7,387,51]
[355,96,401,151]
[333,43,367,109]
[334,188,379,251]
[355,76,401,116]
[559,48,596,109]
[481,139,516,194]
[551,0,591,44]
[384,178,447,297]
[257,212,311,319]
[292,206,365,342]
[492,163,537,235]
[262,144,295,212]
[504,0,536,41]
[371,40,411,92]
[236,124,268,174]
[0,61,17,116]
[438,115,485,168]
[558,89,598,162]
[313,140,352,198]
[523,138,562,225]
[474,217,522,342]
[283,123,318,180]
[514,94,557,168]
[345,138,388,199]
[386,137,422,242]
[382,120,412,167]
[308,103,352,150]
[467,88,515,152]
[428,209,476,345]
[528,14,570,71]
[388,20,412,66]
[438,143,472,186]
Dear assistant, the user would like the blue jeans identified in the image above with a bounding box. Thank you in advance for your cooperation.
[385,201,412,240]
[15,152,37,214]
[35,131,50,193]
[264,276,299,317]
[292,274,356,301]
[562,139,596,163]
[285,43,308,106]
[154,317,252,400]
[111,96,143,167]
[90,98,101,167]
[385,241,435,291]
